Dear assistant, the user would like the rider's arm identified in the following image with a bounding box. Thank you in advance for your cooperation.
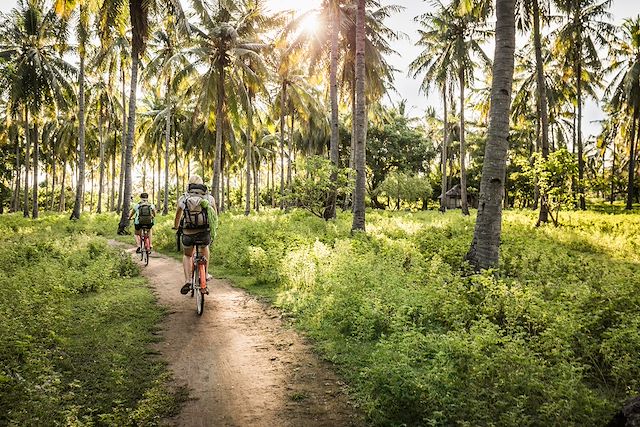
[173,208,183,229]
[128,206,136,220]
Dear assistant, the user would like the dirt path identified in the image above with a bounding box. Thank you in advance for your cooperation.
[122,245,363,427]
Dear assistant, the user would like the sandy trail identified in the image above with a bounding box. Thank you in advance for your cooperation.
[122,245,363,427]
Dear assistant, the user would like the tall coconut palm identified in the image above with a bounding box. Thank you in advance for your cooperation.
[55,0,98,220]
[515,0,551,223]
[145,17,190,215]
[1,0,75,219]
[466,0,517,269]
[351,0,366,231]
[410,4,457,212]
[606,16,640,210]
[554,0,614,210]
[101,0,186,233]
[412,0,490,216]
[181,0,265,210]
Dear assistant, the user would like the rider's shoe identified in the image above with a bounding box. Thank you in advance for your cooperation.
[136,247,142,254]
[180,282,191,295]
[206,273,213,282]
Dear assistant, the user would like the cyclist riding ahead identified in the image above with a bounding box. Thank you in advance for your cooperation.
[129,192,156,253]
[173,175,218,295]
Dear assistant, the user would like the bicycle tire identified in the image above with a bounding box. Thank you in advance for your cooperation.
[194,264,204,315]
[190,268,195,298]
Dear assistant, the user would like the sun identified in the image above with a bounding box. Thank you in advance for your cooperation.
[298,12,321,35]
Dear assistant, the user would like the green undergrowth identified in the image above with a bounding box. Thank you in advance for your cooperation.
[156,207,637,427]
[0,213,185,426]
[82,208,640,425]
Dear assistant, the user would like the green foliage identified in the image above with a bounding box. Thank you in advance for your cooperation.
[378,171,432,209]
[0,213,183,426]
[204,208,640,426]
[288,156,353,218]
[535,149,579,223]
[366,106,436,208]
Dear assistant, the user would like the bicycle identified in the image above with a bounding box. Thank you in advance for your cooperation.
[190,241,208,316]
[139,227,152,266]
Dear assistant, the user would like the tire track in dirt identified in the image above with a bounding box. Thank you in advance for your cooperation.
[121,245,363,427]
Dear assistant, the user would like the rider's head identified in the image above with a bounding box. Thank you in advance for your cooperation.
[188,175,203,186]
[140,192,149,200]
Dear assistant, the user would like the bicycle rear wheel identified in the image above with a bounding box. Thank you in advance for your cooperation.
[194,265,204,315]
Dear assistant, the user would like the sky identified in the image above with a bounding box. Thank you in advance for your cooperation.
[1,0,639,141]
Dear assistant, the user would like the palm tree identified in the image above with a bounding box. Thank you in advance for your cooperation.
[1,0,75,219]
[100,0,186,233]
[466,0,517,269]
[55,0,98,220]
[606,16,640,209]
[554,0,614,210]
[145,17,189,215]
[324,1,340,220]
[412,1,490,216]
[514,0,551,222]
[351,0,366,231]
[181,0,265,210]
[410,5,457,212]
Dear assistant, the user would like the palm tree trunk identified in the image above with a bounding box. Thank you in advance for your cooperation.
[280,81,286,210]
[97,104,105,213]
[611,137,616,204]
[60,154,67,212]
[164,76,170,215]
[459,67,469,215]
[23,107,30,218]
[254,159,260,212]
[271,156,276,208]
[626,113,638,210]
[212,61,225,210]
[440,85,449,212]
[174,129,180,193]
[50,132,56,212]
[288,112,294,187]
[534,0,550,224]
[71,52,86,220]
[118,46,140,233]
[351,0,367,231]
[12,128,21,212]
[245,91,253,216]
[110,125,116,211]
[466,0,517,270]
[117,63,127,213]
[90,165,94,212]
[325,3,340,220]
[575,6,586,210]
[32,121,39,219]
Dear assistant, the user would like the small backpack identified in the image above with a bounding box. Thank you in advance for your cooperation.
[138,202,153,226]
[182,187,209,230]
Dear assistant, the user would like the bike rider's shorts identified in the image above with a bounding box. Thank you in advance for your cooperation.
[135,223,153,231]
[182,230,211,249]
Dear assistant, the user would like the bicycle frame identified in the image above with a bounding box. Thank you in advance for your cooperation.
[140,227,152,265]
[191,244,208,315]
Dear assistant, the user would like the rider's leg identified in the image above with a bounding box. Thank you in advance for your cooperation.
[182,247,195,283]
[202,245,210,278]
[134,229,141,248]
[148,227,153,249]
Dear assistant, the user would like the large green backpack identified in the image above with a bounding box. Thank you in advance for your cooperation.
[138,202,153,226]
